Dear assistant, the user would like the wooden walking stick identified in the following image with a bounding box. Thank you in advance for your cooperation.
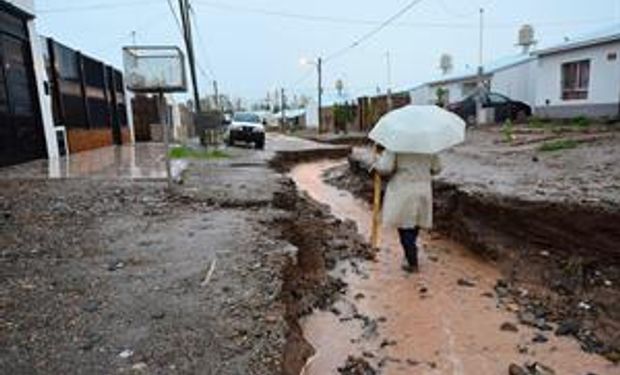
[371,147,381,248]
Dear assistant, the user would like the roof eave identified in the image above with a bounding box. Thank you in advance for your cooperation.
[534,35,620,56]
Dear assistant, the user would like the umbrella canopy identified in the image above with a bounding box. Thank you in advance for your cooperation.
[368,105,466,154]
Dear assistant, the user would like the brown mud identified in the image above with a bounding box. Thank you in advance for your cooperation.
[293,160,616,374]
[326,153,620,364]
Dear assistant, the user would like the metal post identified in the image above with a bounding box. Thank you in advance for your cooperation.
[386,51,393,111]
[317,57,323,133]
[179,0,201,113]
[476,8,485,125]
[213,80,220,111]
[158,91,172,190]
[280,88,286,132]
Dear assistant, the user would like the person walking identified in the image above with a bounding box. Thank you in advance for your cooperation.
[374,148,442,273]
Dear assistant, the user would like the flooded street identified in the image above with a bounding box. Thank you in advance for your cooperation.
[290,160,614,375]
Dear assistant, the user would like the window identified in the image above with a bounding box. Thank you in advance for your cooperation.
[488,93,509,104]
[608,52,618,61]
[561,60,590,100]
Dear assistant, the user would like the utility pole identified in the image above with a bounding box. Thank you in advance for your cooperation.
[476,7,485,125]
[280,88,286,132]
[178,0,201,113]
[212,80,220,111]
[386,51,393,111]
[317,57,323,133]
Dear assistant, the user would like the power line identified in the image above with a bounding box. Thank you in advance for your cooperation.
[324,0,425,62]
[166,0,185,37]
[188,4,218,80]
[192,1,614,30]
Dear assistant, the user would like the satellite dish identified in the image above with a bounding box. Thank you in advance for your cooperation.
[439,54,453,75]
[517,24,537,53]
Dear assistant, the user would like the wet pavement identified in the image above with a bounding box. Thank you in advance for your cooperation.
[290,160,615,375]
[0,143,187,180]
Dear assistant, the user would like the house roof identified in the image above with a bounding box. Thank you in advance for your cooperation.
[273,108,306,119]
[421,53,535,86]
[534,23,620,56]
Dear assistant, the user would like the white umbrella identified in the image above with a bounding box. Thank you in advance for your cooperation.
[368,105,466,154]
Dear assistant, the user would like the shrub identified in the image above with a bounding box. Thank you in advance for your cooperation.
[169,146,230,159]
[538,139,579,152]
[573,116,591,128]
[501,119,515,143]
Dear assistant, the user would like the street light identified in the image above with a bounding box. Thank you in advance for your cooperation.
[300,57,323,133]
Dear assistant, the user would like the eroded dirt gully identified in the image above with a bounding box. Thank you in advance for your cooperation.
[332,129,620,367]
[291,160,616,374]
[0,136,368,375]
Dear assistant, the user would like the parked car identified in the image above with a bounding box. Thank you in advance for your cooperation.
[226,112,266,149]
[447,92,532,125]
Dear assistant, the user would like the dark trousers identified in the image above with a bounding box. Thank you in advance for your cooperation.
[398,227,419,266]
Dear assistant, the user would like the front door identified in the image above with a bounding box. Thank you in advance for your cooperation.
[0,13,46,167]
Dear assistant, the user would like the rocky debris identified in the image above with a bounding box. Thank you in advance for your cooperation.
[517,310,552,331]
[337,356,377,375]
[509,362,557,375]
[500,322,519,332]
[555,319,581,337]
[532,333,549,344]
[457,278,476,288]
[525,362,556,375]
[406,359,420,366]
[379,339,397,348]
[81,300,100,313]
[377,356,401,368]
[509,364,529,375]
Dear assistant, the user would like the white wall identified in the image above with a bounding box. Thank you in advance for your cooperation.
[29,23,59,159]
[305,100,319,128]
[410,85,434,105]
[6,0,35,14]
[535,41,620,108]
[491,60,537,106]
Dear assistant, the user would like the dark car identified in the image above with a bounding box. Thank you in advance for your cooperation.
[226,112,266,149]
[447,92,532,125]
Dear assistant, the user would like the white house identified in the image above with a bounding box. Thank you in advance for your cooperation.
[410,53,536,107]
[533,24,620,119]
[1,0,58,167]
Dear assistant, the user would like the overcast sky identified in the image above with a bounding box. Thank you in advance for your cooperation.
[35,0,620,103]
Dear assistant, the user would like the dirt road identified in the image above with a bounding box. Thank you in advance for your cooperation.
[291,160,616,375]
[0,135,355,375]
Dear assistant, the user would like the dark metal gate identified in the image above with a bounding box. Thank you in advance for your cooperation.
[0,6,46,167]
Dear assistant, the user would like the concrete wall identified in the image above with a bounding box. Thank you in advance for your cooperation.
[491,59,537,106]
[535,41,620,118]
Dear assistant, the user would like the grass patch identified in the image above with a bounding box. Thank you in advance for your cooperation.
[169,146,230,160]
[538,139,579,152]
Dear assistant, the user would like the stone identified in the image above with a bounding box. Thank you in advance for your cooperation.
[526,362,556,375]
[508,364,529,375]
[457,278,476,288]
[500,322,519,332]
[532,333,549,344]
[82,300,100,313]
[555,320,580,336]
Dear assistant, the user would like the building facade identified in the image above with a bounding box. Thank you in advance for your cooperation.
[533,26,620,119]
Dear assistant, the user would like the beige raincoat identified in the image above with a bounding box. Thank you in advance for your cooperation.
[374,151,442,229]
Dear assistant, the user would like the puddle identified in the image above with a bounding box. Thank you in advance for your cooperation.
[290,160,614,375]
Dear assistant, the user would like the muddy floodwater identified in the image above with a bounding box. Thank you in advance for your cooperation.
[290,160,614,375]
